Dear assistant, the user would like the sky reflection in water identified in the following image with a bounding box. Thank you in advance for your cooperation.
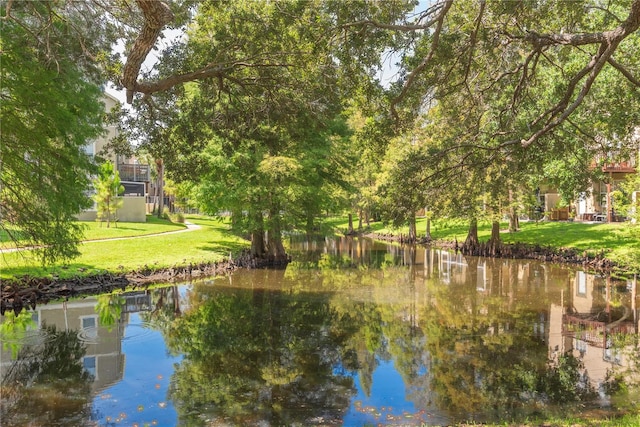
[92,313,182,426]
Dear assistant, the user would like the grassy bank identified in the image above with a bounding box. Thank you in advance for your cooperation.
[3,214,639,279]
[0,215,249,280]
[325,216,640,272]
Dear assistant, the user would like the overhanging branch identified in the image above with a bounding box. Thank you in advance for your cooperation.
[121,0,174,103]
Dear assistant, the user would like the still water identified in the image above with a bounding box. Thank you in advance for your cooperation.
[1,236,639,426]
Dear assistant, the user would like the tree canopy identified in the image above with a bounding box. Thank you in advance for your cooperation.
[117,0,640,233]
[2,0,639,262]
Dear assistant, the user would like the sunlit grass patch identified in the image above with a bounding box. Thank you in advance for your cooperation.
[80,215,187,241]
[1,215,249,279]
[0,215,186,249]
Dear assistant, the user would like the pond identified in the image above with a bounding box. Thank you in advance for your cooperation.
[1,236,639,426]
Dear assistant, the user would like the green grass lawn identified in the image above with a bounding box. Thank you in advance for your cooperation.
[1,215,249,279]
[81,215,188,240]
[323,216,640,271]
[0,215,187,249]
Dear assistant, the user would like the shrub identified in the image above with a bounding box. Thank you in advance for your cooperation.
[172,212,185,223]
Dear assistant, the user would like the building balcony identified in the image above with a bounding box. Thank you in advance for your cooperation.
[601,160,636,173]
[118,163,150,182]
[562,314,636,348]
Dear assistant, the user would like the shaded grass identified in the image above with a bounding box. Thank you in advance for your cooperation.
[1,215,249,279]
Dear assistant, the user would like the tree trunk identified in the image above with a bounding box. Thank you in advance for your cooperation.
[156,158,164,218]
[508,211,518,233]
[508,189,518,232]
[152,179,158,214]
[463,218,479,253]
[172,285,182,317]
[251,229,266,258]
[266,229,287,260]
[305,210,314,235]
[425,217,432,241]
[231,209,241,230]
[408,213,417,243]
[346,213,355,235]
[106,195,112,228]
[266,207,287,261]
[267,206,287,263]
[357,209,363,231]
[487,220,501,256]
[250,212,266,258]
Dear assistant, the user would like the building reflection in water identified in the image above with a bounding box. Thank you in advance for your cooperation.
[297,235,639,397]
[0,291,153,394]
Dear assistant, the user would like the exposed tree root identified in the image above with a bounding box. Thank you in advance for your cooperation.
[1,250,290,315]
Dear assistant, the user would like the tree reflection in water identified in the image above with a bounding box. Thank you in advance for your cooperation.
[1,236,637,426]
[164,274,359,426]
[0,324,94,427]
[290,238,639,423]
[157,243,639,425]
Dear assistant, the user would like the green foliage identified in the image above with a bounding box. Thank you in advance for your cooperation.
[611,190,631,218]
[92,162,124,228]
[341,0,640,234]
[377,136,428,228]
[620,174,640,221]
[165,283,357,425]
[170,211,185,223]
[1,6,105,263]
[113,1,360,248]
[95,294,125,331]
[539,353,596,403]
[0,311,36,358]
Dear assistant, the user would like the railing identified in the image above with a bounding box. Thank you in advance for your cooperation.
[118,164,150,182]
[122,292,152,313]
[601,160,636,173]
[563,314,636,348]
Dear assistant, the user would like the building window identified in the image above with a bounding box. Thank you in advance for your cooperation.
[83,142,95,157]
[80,316,98,339]
[577,271,587,296]
[83,356,97,378]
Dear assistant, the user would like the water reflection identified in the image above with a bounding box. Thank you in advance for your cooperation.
[1,324,94,426]
[165,284,357,425]
[0,236,638,426]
